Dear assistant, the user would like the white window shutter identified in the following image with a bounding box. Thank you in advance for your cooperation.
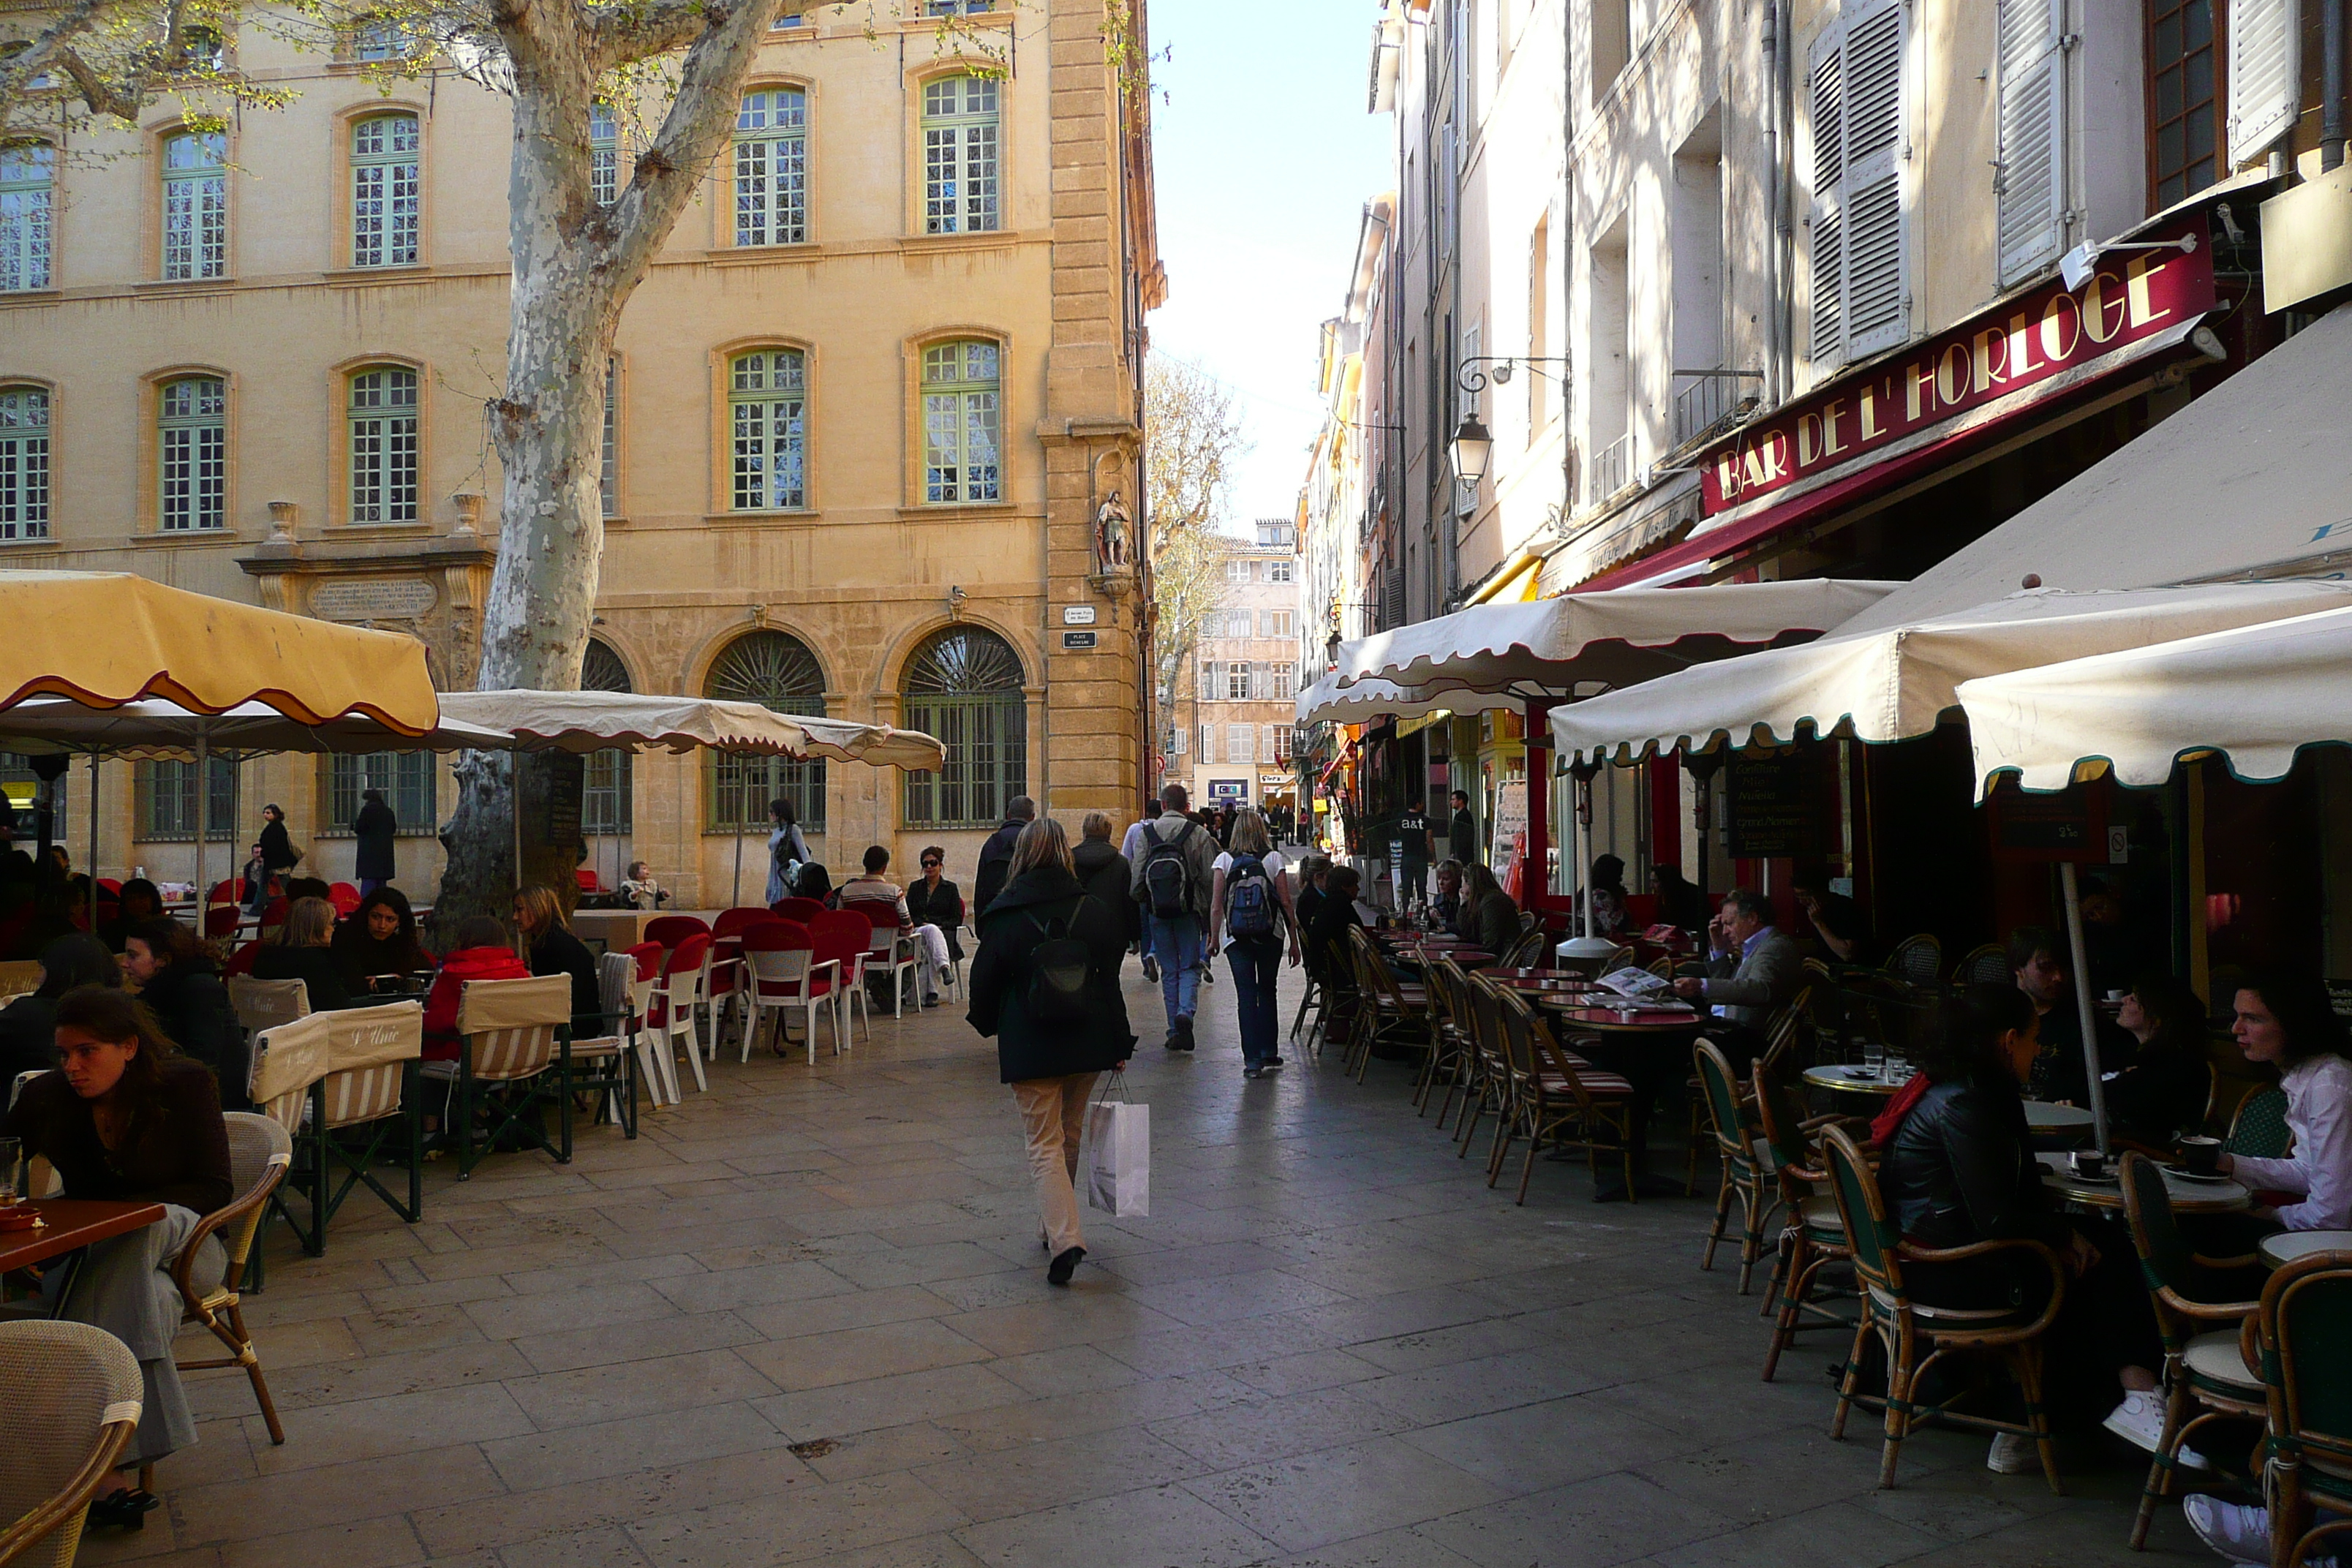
[1841,1,1907,358]
[1806,18,1849,367]
[1995,0,2067,286]
[2228,0,2299,165]
[1200,724,1215,764]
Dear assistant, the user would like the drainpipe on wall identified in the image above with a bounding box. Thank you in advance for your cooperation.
[1763,1,1783,407]
[2325,0,2347,171]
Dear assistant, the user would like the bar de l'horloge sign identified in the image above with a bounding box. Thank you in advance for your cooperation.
[1703,219,2218,513]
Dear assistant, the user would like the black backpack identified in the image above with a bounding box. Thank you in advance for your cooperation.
[1023,911,1093,1025]
[1139,822,1197,920]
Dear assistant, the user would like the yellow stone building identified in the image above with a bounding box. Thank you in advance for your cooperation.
[0,0,1163,901]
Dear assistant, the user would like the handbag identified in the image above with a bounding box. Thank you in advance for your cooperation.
[1082,1071,1150,1217]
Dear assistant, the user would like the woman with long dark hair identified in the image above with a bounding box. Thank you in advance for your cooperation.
[766,798,811,905]
[514,884,603,1038]
[3,985,232,1528]
[249,896,355,1010]
[2105,973,2214,1144]
[99,878,163,954]
[121,916,238,1097]
[333,885,431,991]
[2217,969,2352,1232]
[0,932,120,1079]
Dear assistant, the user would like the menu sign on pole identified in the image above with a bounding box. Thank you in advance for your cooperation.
[1724,752,1814,859]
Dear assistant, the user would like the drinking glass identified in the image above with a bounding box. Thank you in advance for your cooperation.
[0,1137,19,1205]
[1884,1052,1911,1085]
[1861,1041,1885,1077]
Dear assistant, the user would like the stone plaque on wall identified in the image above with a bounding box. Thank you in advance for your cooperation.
[310,578,438,622]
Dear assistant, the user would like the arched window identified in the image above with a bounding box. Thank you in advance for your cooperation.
[902,625,1024,828]
[729,350,806,510]
[160,130,227,281]
[734,88,807,246]
[157,375,225,531]
[0,142,54,293]
[347,366,418,524]
[921,75,998,234]
[582,638,633,834]
[0,387,49,540]
[589,102,619,207]
[351,113,420,268]
[706,629,826,831]
[920,340,998,504]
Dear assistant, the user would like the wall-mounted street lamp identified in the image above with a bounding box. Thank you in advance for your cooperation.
[1455,355,1572,396]
[1449,415,1493,486]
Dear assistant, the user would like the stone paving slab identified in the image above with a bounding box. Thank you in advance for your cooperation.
[81,961,2224,1567]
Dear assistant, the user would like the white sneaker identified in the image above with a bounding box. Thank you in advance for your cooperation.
[1986,1431,2042,1474]
[2100,1391,2214,1470]
[2184,1496,2269,1561]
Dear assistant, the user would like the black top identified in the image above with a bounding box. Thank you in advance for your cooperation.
[1398,810,1429,862]
[1881,1077,2070,1252]
[0,992,59,1082]
[906,878,966,962]
[1448,809,1477,862]
[5,1056,233,1215]
[250,944,355,1011]
[258,819,298,873]
[1305,892,1365,980]
[333,926,433,988]
[2106,1033,2215,1142]
[529,924,604,1037]
[1471,890,1520,954]
[351,801,399,879]
[965,865,1135,1084]
[1071,839,1140,945]
[972,818,1026,919]
[137,960,235,1077]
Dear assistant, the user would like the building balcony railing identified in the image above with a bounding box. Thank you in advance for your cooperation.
[1671,368,1764,449]
[1589,432,1632,504]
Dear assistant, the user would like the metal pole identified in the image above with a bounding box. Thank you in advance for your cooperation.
[2060,861,2111,1151]
[731,806,744,909]
[192,734,208,935]
[86,754,99,932]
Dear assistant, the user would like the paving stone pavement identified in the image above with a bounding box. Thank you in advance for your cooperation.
[83,960,2231,1567]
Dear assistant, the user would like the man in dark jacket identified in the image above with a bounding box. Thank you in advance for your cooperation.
[351,788,399,896]
[970,795,1035,919]
[1072,812,1139,949]
[966,818,1134,1286]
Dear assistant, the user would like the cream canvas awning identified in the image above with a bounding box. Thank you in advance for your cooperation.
[1957,602,2352,796]
[1294,672,1521,728]
[0,698,512,758]
[437,690,947,770]
[1550,581,2352,763]
[1331,578,1899,695]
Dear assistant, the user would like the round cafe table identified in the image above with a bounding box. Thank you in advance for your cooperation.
[1532,999,1705,1038]
[2260,1230,2352,1268]
[1801,1067,2092,1136]
[2034,1153,2249,1213]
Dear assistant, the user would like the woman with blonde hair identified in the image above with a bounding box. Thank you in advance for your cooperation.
[251,894,354,1010]
[966,817,1134,1286]
[513,885,601,1038]
[1207,809,1303,1079]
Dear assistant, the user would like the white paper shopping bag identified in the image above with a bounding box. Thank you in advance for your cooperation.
[1082,1082,1150,1217]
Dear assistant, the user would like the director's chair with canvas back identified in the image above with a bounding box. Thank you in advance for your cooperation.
[249,1002,426,1259]
[423,973,578,1180]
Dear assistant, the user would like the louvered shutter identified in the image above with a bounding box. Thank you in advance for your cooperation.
[1808,0,1908,369]
[2228,0,2299,164]
[1807,18,1847,366]
[1994,0,2067,286]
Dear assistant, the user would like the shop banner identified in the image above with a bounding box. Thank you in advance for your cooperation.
[1704,219,2215,514]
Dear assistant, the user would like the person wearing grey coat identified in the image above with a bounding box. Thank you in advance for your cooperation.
[1674,889,1805,1064]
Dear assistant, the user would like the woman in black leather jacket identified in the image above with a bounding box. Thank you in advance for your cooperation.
[1880,984,2171,1463]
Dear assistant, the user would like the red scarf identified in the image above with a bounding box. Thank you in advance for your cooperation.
[1870,1074,1933,1144]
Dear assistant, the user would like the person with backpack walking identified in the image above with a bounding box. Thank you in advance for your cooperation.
[1130,783,1219,1052]
[965,817,1134,1286]
[765,799,811,905]
[972,796,1036,919]
[1207,810,1303,1079]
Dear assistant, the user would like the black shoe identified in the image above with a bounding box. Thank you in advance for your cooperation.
[87,1489,160,1531]
[1259,1058,1284,1073]
[1047,1245,1085,1286]
[1243,1066,1263,1079]
[1170,1017,1195,1052]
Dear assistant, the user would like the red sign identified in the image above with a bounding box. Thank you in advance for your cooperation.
[1703,219,2215,514]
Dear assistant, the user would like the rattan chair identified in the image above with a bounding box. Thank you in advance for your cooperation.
[1752,1063,1860,1381]
[1882,933,1943,989]
[1485,983,1635,1203]
[2225,1083,2291,1159]
[1950,942,2010,988]
[0,1321,143,1568]
[2116,1151,2266,1548]
[1693,1039,1774,1292]
[1343,926,1430,1083]
[168,1112,293,1455]
[1682,987,1814,1194]
[2256,1248,2352,1568]
[1414,957,1476,1119]
[1819,1123,2065,1492]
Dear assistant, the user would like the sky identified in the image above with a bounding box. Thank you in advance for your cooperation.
[1145,0,1396,533]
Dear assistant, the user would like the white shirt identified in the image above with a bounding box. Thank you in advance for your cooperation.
[2233,1054,2352,1232]
[1212,848,1288,878]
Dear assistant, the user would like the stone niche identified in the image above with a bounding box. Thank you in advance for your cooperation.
[239,515,498,691]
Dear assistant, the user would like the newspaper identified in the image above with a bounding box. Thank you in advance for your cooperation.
[1593,967,1678,1005]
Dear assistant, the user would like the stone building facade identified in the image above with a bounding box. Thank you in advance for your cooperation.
[0,0,1162,902]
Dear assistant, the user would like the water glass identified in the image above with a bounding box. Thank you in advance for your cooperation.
[1861,1041,1885,1077]
[1884,1052,1912,1085]
[0,1137,19,1205]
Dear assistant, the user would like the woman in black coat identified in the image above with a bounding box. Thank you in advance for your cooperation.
[966,818,1134,1286]
[258,803,299,883]
[515,885,603,1039]
[906,845,966,965]
[0,932,120,1081]
[350,788,399,893]
[121,916,242,1107]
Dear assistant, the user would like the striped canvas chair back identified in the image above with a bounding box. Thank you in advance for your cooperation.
[247,1009,334,1136]
[229,976,311,1038]
[318,1001,423,1130]
[0,960,42,1003]
[454,975,573,1082]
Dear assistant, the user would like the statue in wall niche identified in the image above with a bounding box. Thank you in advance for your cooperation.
[1094,489,1134,576]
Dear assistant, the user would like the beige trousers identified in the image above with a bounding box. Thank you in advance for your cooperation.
[1011,1071,1099,1256]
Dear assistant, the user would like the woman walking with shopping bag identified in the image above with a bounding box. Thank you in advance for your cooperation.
[966,817,1134,1286]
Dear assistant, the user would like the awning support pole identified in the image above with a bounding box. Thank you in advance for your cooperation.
[731,812,744,909]
[1523,699,1553,916]
[86,754,99,933]
[193,734,208,932]
[2061,860,2112,1151]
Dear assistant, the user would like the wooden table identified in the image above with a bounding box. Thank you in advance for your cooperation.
[2261,1230,2352,1268]
[0,1198,167,1283]
[1532,1000,1705,1036]
[2034,1153,2249,1213]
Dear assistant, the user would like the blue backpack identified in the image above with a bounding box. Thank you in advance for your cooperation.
[1226,853,1275,938]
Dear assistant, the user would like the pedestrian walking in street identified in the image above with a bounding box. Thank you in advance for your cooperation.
[1131,783,1218,1052]
[1447,789,1477,866]
[765,799,810,905]
[973,795,1036,919]
[1207,810,1302,1079]
[258,802,300,885]
[350,787,398,897]
[965,817,1134,1286]
[1073,812,1138,958]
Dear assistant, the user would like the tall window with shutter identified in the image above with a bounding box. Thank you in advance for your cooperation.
[2146,0,2223,209]
[1995,0,2068,286]
[1806,0,1907,372]
[2226,0,2296,167]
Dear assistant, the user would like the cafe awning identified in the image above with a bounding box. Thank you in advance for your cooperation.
[1331,578,1898,696]
[1294,671,1521,728]
[437,690,947,770]
[0,570,440,732]
[1550,581,2352,763]
[0,698,512,758]
[1956,601,2352,797]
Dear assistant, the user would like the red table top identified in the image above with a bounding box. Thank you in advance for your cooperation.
[0,1198,167,1275]
[1537,1002,1706,1031]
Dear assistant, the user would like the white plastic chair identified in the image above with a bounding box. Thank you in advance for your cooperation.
[652,941,709,1095]
[742,940,842,1064]
[625,951,679,1107]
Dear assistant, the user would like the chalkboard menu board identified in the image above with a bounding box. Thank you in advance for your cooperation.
[1987,780,2105,862]
[1725,753,1814,859]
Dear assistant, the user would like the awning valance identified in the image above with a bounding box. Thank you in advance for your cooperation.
[437,691,946,770]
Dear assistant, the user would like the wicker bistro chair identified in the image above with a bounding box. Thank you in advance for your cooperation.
[741,921,842,1063]
[1951,943,2010,988]
[166,1112,293,1459]
[1752,1063,1861,1381]
[0,1321,143,1568]
[1485,983,1637,1203]
[1818,1123,2066,1493]
[2256,1249,2352,1568]
[1415,957,1477,1120]
[422,974,580,1180]
[1498,925,1552,970]
[1693,1039,1776,1293]
[1343,925,1431,1083]
[1884,934,1944,989]
[2226,1084,2292,1160]
[1681,987,1814,1196]
[2116,1151,2267,1548]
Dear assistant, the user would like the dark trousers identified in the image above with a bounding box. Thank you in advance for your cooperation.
[1226,935,1283,1068]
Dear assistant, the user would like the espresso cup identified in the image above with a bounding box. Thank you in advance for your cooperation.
[2180,1136,2223,1176]
[2070,1150,2108,1180]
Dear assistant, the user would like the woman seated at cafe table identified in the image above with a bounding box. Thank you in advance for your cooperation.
[0,932,120,1082]
[2104,973,2215,1148]
[332,886,432,993]
[420,916,531,1060]
[513,885,603,1040]
[249,896,354,1011]
[1879,984,2183,1471]
[2213,969,2352,1232]
[1458,862,1519,953]
[2,986,233,1530]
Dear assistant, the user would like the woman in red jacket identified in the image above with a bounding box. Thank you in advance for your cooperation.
[420,915,529,1060]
